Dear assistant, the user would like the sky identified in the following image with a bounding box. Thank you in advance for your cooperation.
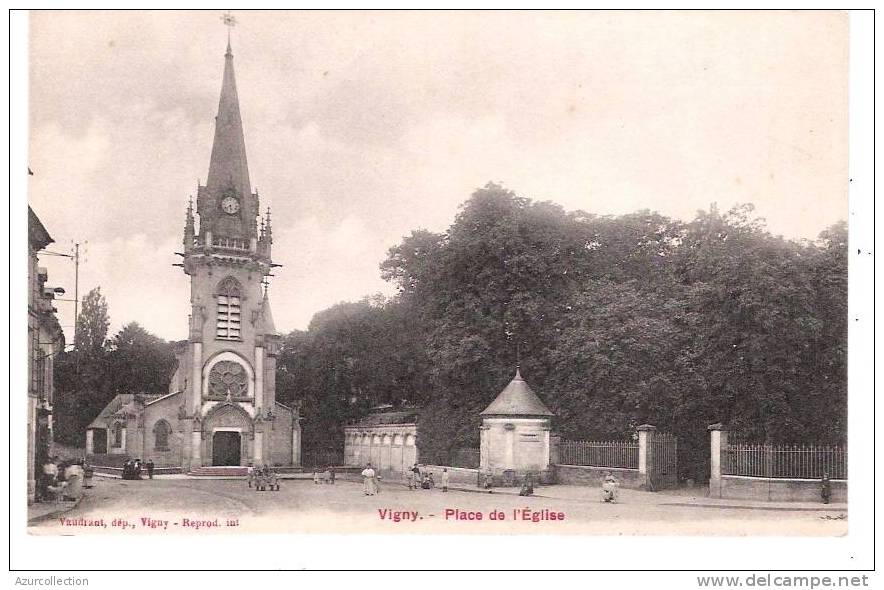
[26,10,848,343]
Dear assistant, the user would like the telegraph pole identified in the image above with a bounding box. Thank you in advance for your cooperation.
[44,240,83,349]
[73,242,79,344]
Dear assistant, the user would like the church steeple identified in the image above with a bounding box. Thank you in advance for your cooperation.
[195,39,259,243]
[207,40,250,200]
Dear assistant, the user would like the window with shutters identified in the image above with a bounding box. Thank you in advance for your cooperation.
[216,277,242,340]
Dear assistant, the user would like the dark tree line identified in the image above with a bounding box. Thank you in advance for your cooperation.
[278,183,846,481]
[53,185,846,483]
[53,287,178,446]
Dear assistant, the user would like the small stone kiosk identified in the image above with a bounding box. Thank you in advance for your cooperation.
[479,368,555,485]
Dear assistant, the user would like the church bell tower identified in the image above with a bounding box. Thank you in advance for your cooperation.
[177,38,299,470]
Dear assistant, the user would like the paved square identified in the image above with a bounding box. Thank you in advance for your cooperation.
[30,476,847,536]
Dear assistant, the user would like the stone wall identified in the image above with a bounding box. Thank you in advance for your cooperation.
[344,424,417,476]
[480,417,551,481]
[142,393,184,467]
[720,475,847,503]
[269,404,295,466]
[420,465,480,486]
[555,465,645,489]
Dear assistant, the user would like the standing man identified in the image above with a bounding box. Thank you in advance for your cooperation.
[441,468,450,492]
[361,463,377,496]
[411,463,421,491]
[146,459,155,480]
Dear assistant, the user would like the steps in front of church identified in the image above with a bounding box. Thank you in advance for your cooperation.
[189,466,250,477]
[187,466,306,478]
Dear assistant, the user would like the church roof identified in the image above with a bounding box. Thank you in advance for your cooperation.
[480,368,553,417]
[206,41,251,201]
[350,410,419,427]
[86,393,164,429]
[28,206,53,251]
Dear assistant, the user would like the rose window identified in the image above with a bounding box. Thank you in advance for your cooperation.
[208,361,248,399]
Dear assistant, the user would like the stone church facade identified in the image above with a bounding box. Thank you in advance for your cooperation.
[86,41,300,470]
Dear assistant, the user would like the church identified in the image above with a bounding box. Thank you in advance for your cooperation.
[86,40,301,471]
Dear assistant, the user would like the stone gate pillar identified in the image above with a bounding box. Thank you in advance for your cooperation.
[637,424,656,490]
[708,423,728,498]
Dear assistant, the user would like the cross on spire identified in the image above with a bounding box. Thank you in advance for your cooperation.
[220,11,236,52]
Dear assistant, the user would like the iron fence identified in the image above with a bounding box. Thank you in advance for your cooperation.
[722,444,847,480]
[303,449,344,468]
[559,440,639,469]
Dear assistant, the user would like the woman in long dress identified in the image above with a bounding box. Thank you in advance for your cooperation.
[361,464,376,496]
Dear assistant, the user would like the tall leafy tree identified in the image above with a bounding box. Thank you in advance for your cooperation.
[54,312,178,447]
[250,183,849,480]
[105,322,177,396]
[74,287,109,355]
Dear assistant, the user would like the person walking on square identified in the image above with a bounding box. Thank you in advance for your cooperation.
[361,463,377,496]
[41,457,58,500]
[441,468,450,492]
[411,464,421,490]
[82,459,94,489]
[602,472,619,503]
[406,467,415,490]
[146,459,155,479]
[519,473,535,496]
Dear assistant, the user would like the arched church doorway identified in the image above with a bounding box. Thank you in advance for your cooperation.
[212,431,242,466]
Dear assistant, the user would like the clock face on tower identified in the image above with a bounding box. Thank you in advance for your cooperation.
[221,196,240,214]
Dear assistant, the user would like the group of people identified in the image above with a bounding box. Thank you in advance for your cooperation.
[246,463,280,491]
[312,466,336,485]
[38,457,92,502]
[122,458,154,480]
[405,464,449,492]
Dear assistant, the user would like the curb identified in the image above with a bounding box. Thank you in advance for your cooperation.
[27,495,84,525]
[660,501,848,512]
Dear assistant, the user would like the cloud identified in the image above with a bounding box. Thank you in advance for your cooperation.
[27,11,848,342]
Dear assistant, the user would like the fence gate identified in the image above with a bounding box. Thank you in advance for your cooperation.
[647,432,678,491]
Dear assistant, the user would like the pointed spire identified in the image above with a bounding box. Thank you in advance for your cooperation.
[206,39,251,205]
[264,206,272,242]
[480,367,553,417]
[183,197,195,251]
[259,287,277,335]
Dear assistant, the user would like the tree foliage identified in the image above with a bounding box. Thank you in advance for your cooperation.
[293,183,847,480]
[274,297,431,462]
[54,304,177,446]
[74,287,109,355]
